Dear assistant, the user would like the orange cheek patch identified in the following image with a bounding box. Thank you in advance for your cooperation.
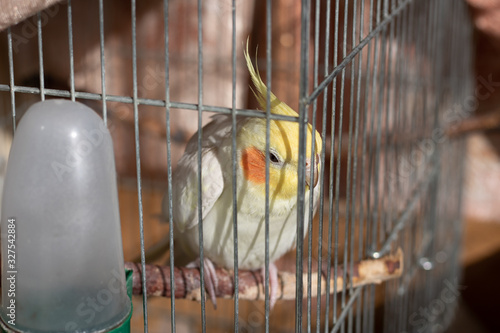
[240,147,266,184]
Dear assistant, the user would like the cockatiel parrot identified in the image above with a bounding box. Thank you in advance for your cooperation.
[163,41,322,308]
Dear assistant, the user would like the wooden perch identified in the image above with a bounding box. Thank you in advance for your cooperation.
[125,248,403,301]
[445,110,500,137]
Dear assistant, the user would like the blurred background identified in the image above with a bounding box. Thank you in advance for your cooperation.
[0,0,499,332]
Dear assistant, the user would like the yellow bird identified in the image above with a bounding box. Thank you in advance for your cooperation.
[163,40,322,308]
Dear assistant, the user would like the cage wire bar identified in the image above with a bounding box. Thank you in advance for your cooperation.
[0,0,473,332]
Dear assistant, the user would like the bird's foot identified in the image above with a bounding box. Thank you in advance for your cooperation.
[187,257,219,309]
[260,262,279,309]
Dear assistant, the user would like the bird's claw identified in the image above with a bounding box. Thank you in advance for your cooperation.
[187,257,219,309]
[260,262,279,309]
[187,259,280,310]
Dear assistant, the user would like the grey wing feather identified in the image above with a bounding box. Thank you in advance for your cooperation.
[163,114,234,231]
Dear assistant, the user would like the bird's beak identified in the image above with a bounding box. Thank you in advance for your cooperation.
[305,154,319,188]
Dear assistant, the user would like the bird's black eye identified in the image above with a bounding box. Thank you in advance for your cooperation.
[269,152,280,163]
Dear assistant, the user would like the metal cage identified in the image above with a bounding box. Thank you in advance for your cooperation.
[0,0,473,332]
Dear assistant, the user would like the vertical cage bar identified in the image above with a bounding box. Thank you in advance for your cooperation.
[7,28,16,132]
[365,0,376,259]
[196,0,207,330]
[361,0,375,328]
[297,0,311,331]
[380,0,392,248]
[330,0,341,326]
[162,0,176,331]
[324,17,335,328]
[367,0,382,260]
[346,0,360,330]
[355,0,367,331]
[67,0,75,101]
[98,0,107,124]
[37,12,45,101]
[335,0,349,326]
[130,0,148,331]
[397,1,411,282]
[231,0,239,331]
[316,1,332,331]
[264,1,272,331]
[307,0,321,330]
[371,0,389,257]
[339,0,350,323]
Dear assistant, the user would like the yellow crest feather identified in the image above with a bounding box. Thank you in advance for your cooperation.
[244,39,298,117]
[243,38,323,159]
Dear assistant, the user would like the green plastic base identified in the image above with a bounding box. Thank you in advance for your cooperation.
[1,269,133,333]
[108,269,133,333]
